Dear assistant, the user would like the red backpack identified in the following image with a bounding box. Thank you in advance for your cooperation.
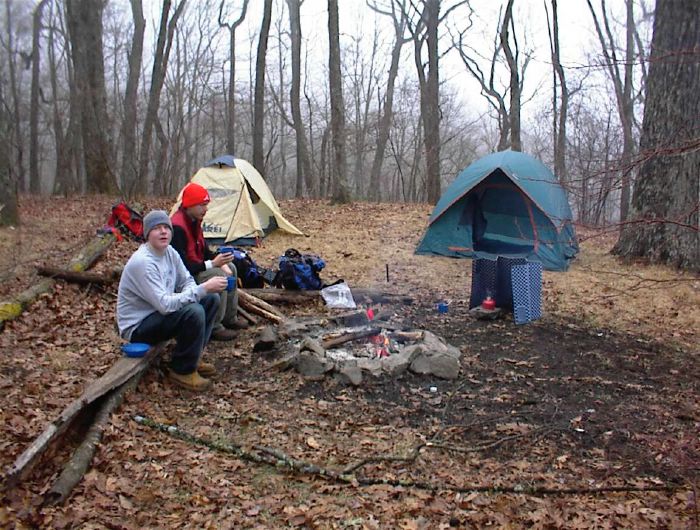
[106,202,144,241]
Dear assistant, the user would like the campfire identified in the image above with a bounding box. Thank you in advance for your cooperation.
[258,308,463,386]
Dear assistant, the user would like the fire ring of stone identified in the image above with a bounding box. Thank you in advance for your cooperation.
[292,328,463,386]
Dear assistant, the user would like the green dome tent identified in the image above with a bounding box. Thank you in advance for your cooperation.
[416,150,578,271]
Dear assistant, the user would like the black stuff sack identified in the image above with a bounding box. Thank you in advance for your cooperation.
[228,248,266,288]
[275,248,326,290]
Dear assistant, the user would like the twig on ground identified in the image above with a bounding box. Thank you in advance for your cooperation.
[135,416,680,497]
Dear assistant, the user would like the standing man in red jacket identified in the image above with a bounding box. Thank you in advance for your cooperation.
[171,183,244,341]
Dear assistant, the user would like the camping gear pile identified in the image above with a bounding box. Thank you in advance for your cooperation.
[102,202,144,241]
[275,248,326,290]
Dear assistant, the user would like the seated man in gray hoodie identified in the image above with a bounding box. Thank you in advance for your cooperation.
[117,210,227,391]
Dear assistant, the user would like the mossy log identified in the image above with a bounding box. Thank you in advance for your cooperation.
[0,233,116,329]
[37,266,120,285]
[0,278,55,325]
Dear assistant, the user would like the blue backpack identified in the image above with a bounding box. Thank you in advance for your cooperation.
[275,248,326,290]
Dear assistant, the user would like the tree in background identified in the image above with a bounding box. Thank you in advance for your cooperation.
[136,0,186,195]
[0,79,19,226]
[409,0,441,203]
[404,0,467,203]
[119,0,145,196]
[65,0,116,194]
[3,1,27,192]
[287,0,314,198]
[367,0,410,202]
[613,0,699,271]
[29,0,48,195]
[545,0,569,183]
[218,0,249,157]
[499,0,521,152]
[327,0,350,203]
[586,0,644,223]
[253,0,272,173]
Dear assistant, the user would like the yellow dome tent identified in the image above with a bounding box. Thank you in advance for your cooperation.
[171,155,303,245]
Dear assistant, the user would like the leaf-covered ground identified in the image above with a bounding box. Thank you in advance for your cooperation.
[0,195,698,528]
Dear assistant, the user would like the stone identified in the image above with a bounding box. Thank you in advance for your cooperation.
[381,351,412,376]
[410,354,460,379]
[299,337,326,357]
[469,306,505,320]
[356,357,383,377]
[268,351,299,371]
[406,331,462,379]
[335,365,363,386]
[296,352,332,376]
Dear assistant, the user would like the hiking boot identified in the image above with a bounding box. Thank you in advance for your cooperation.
[226,318,250,330]
[167,370,211,391]
[197,361,217,377]
[211,327,238,341]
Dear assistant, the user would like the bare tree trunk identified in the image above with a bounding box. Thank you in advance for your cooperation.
[219,0,249,156]
[66,0,116,194]
[587,0,638,222]
[136,0,186,195]
[453,21,510,152]
[47,4,71,196]
[119,0,145,196]
[328,0,350,203]
[413,0,441,203]
[613,0,699,271]
[4,1,25,192]
[500,0,521,152]
[319,125,330,197]
[29,0,48,195]
[368,0,408,202]
[546,0,568,183]
[64,0,84,194]
[0,79,18,226]
[287,0,312,198]
[253,0,272,173]
[348,27,378,199]
[153,118,169,195]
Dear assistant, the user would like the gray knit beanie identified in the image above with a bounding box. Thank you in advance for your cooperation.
[143,210,173,238]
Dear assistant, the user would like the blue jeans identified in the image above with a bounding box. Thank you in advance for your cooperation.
[196,267,238,330]
[130,294,219,374]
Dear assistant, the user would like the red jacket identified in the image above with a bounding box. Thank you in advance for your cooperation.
[170,207,214,276]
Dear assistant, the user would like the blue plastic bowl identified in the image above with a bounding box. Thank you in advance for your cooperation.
[121,342,150,358]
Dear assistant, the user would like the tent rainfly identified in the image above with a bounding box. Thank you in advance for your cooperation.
[171,155,303,245]
[416,150,578,271]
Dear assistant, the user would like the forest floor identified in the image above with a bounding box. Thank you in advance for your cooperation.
[0,195,698,529]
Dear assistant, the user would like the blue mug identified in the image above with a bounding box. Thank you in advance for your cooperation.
[437,302,449,314]
[219,246,235,255]
[226,276,236,291]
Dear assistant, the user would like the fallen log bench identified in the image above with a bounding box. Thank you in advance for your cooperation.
[3,341,166,502]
